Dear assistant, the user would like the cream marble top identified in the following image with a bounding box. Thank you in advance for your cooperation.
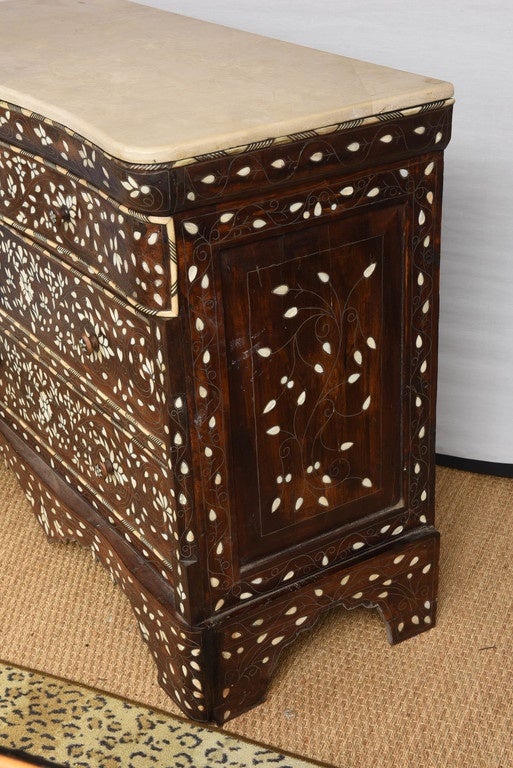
[0,0,453,165]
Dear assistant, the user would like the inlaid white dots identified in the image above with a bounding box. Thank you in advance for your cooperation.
[347,142,360,152]
[272,158,286,169]
[414,126,426,135]
[240,592,252,600]
[383,579,392,586]
[421,490,428,502]
[257,347,272,358]
[353,541,365,550]
[352,592,363,600]
[369,573,380,581]
[283,570,295,581]
[273,283,290,298]
[378,591,388,599]
[424,615,432,624]
[422,563,432,574]
[340,442,354,451]
[252,618,264,627]
[314,202,322,217]
[251,577,263,585]
[362,477,372,488]
[398,622,405,633]
[340,186,354,196]
[416,335,423,349]
[253,219,267,229]
[400,168,409,177]
[210,577,220,587]
[290,202,303,213]
[284,306,298,318]
[209,509,217,521]
[315,589,324,597]
[184,221,199,235]
[317,272,330,283]
[412,615,420,625]
[416,396,422,408]
[425,162,434,175]
[322,556,329,566]
[322,474,332,484]
[418,210,426,225]
[220,212,234,223]
[237,166,251,177]
[348,373,360,384]
[195,317,204,332]
[367,337,376,349]
[198,386,207,399]
[392,526,404,536]
[314,363,324,373]
[380,134,393,143]
[201,174,215,185]
[367,187,380,198]
[310,151,323,163]
[318,496,329,507]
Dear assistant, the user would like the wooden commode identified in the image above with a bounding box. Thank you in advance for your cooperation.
[0,0,453,723]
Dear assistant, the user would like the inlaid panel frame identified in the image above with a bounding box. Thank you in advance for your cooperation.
[177,150,443,616]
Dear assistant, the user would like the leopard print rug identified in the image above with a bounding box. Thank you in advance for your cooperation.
[0,663,323,768]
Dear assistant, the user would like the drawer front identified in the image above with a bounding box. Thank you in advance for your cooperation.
[0,222,169,449]
[0,330,177,566]
[0,142,173,311]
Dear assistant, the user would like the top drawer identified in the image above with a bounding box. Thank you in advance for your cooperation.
[0,141,176,312]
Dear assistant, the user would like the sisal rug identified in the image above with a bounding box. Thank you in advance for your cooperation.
[0,461,512,768]
[0,662,322,768]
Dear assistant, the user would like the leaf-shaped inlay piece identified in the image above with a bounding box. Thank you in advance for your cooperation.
[314,202,322,217]
[318,496,329,507]
[314,363,324,373]
[310,151,323,162]
[354,350,362,365]
[422,300,430,314]
[425,161,434,176]
[237,166,251,176]
[184,221,199,235]
[323,342,332,354]
[362,477,373,487]
[367,337,377,349]
[317,272,330,283]
[297,390,306,406]
[188,265,198,282]
[295,497,304,510]
[322,474,332,484]
[363,262,376,278]
[273,284,289,295]
[271,497,281,512]
[284,306,298,318]
[362,395,371,410]
[272,158,286,169]
[266,425,280,435]
[348,373,360,384]
[253,218,266,229]
[399,168,409,178]
[263,399,276,414]
[418,210,426,225]
[435,131,443,143]
[416,334,423,348]
[347,142,360,152]
[414,126,426,134]
[289,202,303,213]
[340,441,354,451]
[380,134,393,143]
[195,317,204,331]
[201,174,216,184]
[340,186,354,196]
[257,347,272,357]
[367,187,380,198]
[220,212,234,223]
[426,191,434,204]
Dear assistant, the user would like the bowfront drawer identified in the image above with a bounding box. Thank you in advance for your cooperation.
[0,222,169,449]
[0,141,175,311]
[0,330,177,569]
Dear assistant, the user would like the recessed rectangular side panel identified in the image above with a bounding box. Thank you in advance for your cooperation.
[220,204,407,565]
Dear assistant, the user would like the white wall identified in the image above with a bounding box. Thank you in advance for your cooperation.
[138,0,513,463]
